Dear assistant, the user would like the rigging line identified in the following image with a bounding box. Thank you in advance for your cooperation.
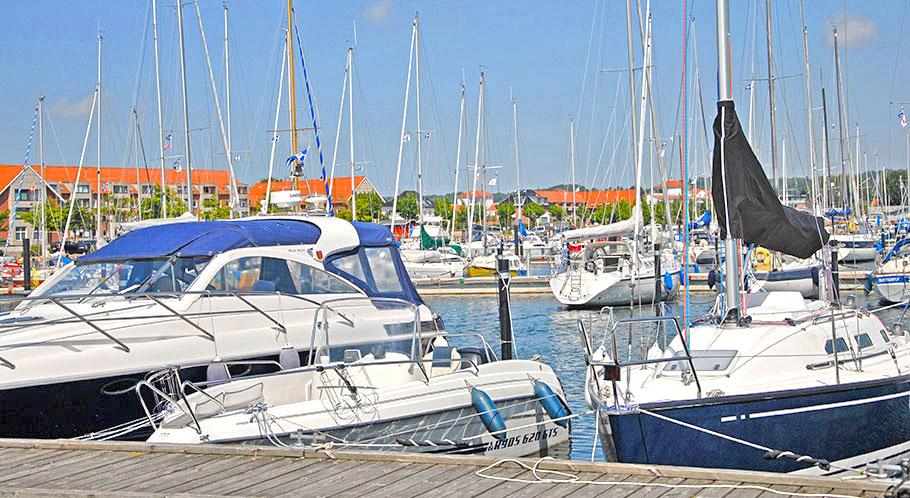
[582,0,611,190]
[415,27,452,196]
[43,106,68,166]
[573,0,603,146]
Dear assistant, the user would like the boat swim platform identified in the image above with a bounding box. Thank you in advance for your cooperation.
[414,271,871,296]
[0,438,889,497]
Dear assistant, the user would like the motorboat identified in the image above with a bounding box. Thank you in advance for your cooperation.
[872,238,910,303]
[466,253,527,278]
[832,233,877,263]
[0,216,441,439]
[522,234,551,259]
[581,291,910,475]
[142,301,571,457]
[400,247,466,279]
[746,248,821,299]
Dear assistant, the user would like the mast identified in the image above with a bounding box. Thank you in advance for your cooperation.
[414,14,424,226]
[625,0,637,171]
[716,0,742,319]
[390,16,417,234]
[176,0,192,211]
[765,0,780,195]
[569,119,576,227]
[480,72,488,248]
[451,81,465,238]
[262,34,287,214]
[348,46,356,218]
[798,0,818,213]
[468,72,484,253]
[821,87,832,215]
[286,0,300,191]
[224,4,233,216]
[134,108,141,221]
[512,93,522,228]
[96,30,102,242]
[632,6,652,265]
[152,0,167,218]
[38,96,46,264]
[833,27,848,211]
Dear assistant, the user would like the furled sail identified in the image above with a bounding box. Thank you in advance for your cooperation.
[711,101,828,259]
[559,211,641,243]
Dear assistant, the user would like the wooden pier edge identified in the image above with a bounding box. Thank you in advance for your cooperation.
[0,438,889,493]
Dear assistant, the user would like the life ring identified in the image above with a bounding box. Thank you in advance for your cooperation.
[753,247,772,272]
[848,221,856,232]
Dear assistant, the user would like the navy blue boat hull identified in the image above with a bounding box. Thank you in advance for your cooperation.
[602,376,910,473]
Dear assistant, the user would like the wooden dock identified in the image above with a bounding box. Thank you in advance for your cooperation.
[0,439,890,497]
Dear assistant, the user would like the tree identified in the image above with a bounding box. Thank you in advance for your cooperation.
[523,202,545,227]
[335,207,353,221]
[549,204,564,221]
[355,192,384,222]
[496,202,515,227]
[396,193,419,221]
[433,197,453,219]
[199,199,231,221]
[139,186,188,220]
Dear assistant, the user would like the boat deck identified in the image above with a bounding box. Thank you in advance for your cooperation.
[0,439,890,497]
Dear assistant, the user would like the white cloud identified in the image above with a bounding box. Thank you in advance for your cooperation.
[49,95,95,118]
[824,12,877,48]
[364,0,393,24]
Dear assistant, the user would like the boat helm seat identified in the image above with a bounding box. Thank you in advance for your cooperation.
[457,347,488,370]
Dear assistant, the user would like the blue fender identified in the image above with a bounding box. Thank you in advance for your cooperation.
[811,267,820,287]
[471,387,506,441]
[865,273,874,293]
[663,272,674,292]
[533,379,570,428]
[707,270,717,289]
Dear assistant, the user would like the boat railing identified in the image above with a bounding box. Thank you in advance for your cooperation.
[578,313,701,410]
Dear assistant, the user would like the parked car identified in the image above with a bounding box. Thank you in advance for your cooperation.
[50,240,93,254]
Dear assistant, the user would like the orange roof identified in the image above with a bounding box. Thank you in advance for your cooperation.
[0,165,237,196]
[653,180,684,189]
[248,176,367,208]
[534,189,638,206]
[458,190,492,198]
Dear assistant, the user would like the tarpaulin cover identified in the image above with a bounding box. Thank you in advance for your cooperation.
[79,219,324,262]
[711,101,829,259]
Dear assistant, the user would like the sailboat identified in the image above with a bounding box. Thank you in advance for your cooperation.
[581,0,910,475]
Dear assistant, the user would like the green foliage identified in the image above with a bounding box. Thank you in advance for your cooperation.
[548,204,564,221]
[199,199,231,221]
[887,170,908,206]
[335,207,353,221]
[496,202,515,226]
[139,186,189,219]
[0,210,8,232]
[523,202,545,227]
[354,193,384,222]
[21,200,94,233]
[396,193,419,221]
[433,197,453,219]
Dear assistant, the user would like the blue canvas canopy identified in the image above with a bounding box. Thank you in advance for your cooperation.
[79,219,324,263]
[824,207,851,218]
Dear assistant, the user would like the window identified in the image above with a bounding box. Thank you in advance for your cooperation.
[663,350,737,372]
[237,186,248,194]
[824,338,849,354]
[209,257,356,295]
[113,185,128,194]
[854,333,873,350]
[239,199,248,208]
[881,329,892,344]
[326,246,406,296]
[14,226,26,241]
[142,185,155,194]
[15,189,35,201]
[77,198,90,208]
[203,186,215,194]
[77,184,90,194]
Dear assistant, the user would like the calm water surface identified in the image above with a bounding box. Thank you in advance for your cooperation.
[426,289,905,462]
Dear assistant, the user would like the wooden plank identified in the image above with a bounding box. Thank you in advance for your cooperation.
[8,450,137,488]
[227,457,339,496]
[591,475,658,498]
[187,456,306,495]
[241,458,359,497]
[276,460,413,498]
[560,473,638,498]
[0,450,99,485]
[78,453,213,491]
[516,471,607,498]
[623,477,686,498]
[755,483,801,498]
[59,451,176,489]
[793,486,834,497]
[0,449,75,470]
[361,461,478,498]
[259,459,367,497]
[34,450,154,490]
[128,454,271,494]
[426,465,526,498]
[655,478,718,498]
[328,462,425,497]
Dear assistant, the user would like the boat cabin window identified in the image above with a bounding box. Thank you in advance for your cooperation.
[663,350,737,372]
[881,329,891,343]
[824,338,849,354]
[208,256,357,295]
[39,257,211,297]
[327,247,404,294]
[854,333,873,350]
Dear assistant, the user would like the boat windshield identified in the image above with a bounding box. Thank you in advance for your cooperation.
[39,257,211,297]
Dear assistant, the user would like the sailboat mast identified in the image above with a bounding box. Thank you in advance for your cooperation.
[134,108,141,221]
[633,6,652,264]
[716,0,742,318]
[480,72,487,248]
[262,35,287,214]
[822,87,832,214]
[415,14,424,227]
[38,96,46,264]
[286,1,299,165]
[451,82,465,237]
[390,17,417,235]
[176,0,192,211]
[765,0,780,195]
[512,95,521,226]
[569,119,576,228]
[468,73,483,252]
[625,0,637,166]
[833,27,848,211]
[96,31,102,242]
[224,4,233,216]
[348,46,356,217]
[798,0,818,213]
[152,0,166,218]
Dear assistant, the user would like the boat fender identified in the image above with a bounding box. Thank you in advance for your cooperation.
[811,267,820,288]
[663,272,674,292]
[865,273,873,293]
[707,270,717,289]
[533,379,570,428]
[471,387,506,441]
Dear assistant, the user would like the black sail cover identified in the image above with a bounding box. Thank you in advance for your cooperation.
[711,101,828,259]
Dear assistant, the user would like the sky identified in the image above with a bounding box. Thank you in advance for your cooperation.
[1,0,908,199]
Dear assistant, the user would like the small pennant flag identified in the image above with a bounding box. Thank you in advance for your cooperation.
[285,148,307,169]
[744,83,752,91]
[164,133,173,149]
[271,134,279,143]
[424,131,431,139]
[172,158,182,172]
[900,107,908,128]
[488,177,497,187]
[402,134,411,142]
[659,141,668,158]
[233,154,241,162]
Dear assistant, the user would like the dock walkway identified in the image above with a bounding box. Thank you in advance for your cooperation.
[0,439,890,497]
